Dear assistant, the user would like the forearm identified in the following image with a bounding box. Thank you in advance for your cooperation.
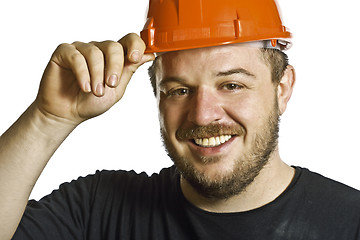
[0,102,77,239]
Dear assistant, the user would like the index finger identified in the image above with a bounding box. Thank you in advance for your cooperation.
[118,33,147,63]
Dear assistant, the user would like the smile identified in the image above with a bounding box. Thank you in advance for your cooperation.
[194,135,232,147]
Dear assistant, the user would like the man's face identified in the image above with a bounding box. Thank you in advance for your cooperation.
[155,44,281,199]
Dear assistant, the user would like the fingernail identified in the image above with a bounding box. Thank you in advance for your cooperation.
[84,81,91,92]
[95,83,104,96]
[108,74,118,87]
[130,50,141,62]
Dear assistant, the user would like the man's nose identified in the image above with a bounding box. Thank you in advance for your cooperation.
[187,88,225,126]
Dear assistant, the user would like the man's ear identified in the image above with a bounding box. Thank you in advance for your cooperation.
[277,65,296,115]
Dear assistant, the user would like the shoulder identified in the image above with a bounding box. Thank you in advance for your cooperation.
[78,165,179,194]
[294,166,360,209]
[35,165,178,203]
[296,167,360,194]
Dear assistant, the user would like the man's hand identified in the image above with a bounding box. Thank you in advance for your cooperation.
[0,33,154,240]
[36,33,155,125]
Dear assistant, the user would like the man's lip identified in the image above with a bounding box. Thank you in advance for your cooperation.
[193,135,233,147]
[187,135,237,156]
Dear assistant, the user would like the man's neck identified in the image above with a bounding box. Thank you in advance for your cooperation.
[180,152,295,213]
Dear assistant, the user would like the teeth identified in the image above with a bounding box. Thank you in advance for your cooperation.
[194,135,232,147]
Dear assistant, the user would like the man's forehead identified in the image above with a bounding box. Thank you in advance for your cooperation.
[156,43,265,77]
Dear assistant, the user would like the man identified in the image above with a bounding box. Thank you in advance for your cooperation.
[1,0,360,239]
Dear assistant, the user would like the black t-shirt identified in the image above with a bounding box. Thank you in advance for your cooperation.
[13,166,360,239]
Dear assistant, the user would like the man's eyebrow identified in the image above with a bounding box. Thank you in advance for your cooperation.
[159,68,256,87]
[159,76,185,88]
[216,68,256,78]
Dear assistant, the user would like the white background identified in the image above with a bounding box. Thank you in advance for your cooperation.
[0,0,359,200]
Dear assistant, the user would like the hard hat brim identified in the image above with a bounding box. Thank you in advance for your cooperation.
[141,31,292,54]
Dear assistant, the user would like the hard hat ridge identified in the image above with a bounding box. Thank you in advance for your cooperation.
[141,0,292,53]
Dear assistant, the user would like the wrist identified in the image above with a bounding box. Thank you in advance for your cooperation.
[28,102,78,141]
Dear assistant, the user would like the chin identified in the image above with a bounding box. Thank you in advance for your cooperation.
[189,154,239,181]
[160,107,280,199]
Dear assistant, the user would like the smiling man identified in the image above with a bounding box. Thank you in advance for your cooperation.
[1,0,360,239]
[156,45,295,209]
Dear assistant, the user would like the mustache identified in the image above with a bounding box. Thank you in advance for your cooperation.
[176,124,245,140]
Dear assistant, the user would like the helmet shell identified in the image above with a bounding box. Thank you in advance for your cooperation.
[140,0,292,53]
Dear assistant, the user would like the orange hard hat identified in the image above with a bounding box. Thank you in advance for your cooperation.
[140,0,292,53]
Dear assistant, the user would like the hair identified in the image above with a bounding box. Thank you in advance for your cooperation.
[148,58,160,96]
[259,48,289,85]
[148,48,289,96]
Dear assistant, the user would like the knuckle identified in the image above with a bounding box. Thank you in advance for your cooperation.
[104,41,124,54]
[126,32,140,39]
[87,46,103,59]
[69,51,84,65]
[120,33,142,46]
[57,43,70,50]
[102,40,117,45]
[73,41,103,58]
[89,41,98,45]
[53,43,71,56]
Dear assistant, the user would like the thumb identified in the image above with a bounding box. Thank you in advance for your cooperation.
[113,52,155,99]
[121,52,155,83]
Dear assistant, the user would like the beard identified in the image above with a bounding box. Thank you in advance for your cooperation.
[161,105,280,200]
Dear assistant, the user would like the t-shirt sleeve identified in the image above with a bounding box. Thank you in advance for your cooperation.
[11,167,174,240]
[12,172,99,240]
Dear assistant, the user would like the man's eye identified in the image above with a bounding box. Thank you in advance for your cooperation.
[223,83,243,91]
[168,88,189,96]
